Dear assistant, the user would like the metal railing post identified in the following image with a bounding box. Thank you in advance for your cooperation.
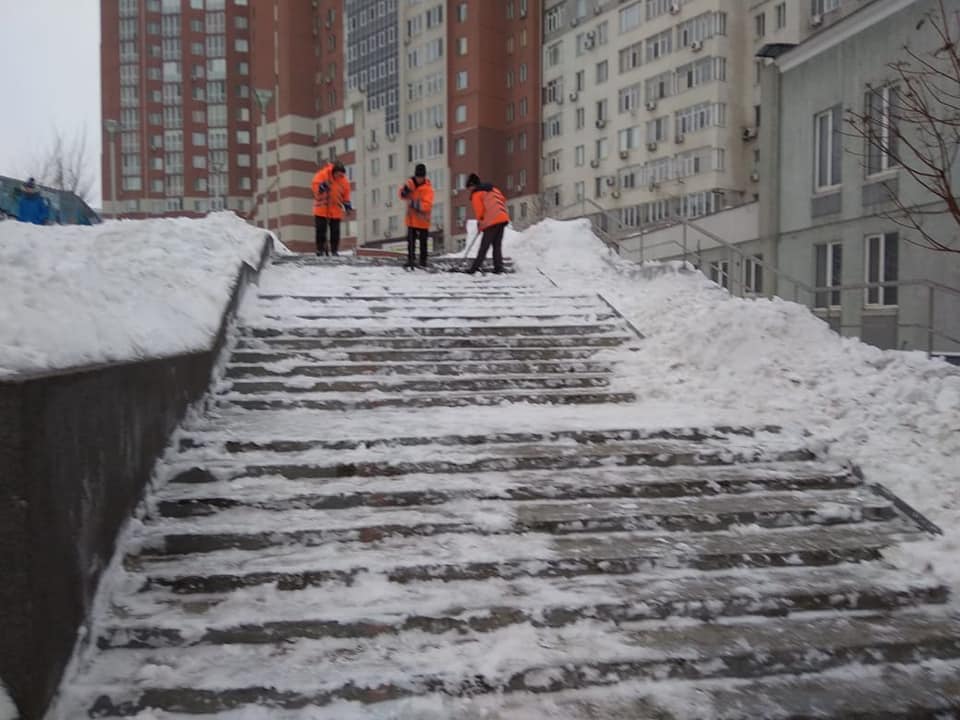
[928,285,935,356]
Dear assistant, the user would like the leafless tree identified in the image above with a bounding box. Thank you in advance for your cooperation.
[30,127,96,204]
[844,0,960,254]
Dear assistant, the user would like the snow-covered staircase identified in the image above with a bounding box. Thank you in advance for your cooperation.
[56,259,960,718]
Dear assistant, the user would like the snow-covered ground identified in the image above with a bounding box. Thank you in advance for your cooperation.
[0,213,270,377]
[507,218,960,595]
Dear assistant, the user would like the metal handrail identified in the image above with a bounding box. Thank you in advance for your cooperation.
[554,206,960,355]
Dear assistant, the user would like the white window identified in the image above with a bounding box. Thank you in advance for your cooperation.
[775,3,786,29]
[456,138,466,155]
[619,2,642,33]
[458,2,467,21]
[645,29,672,62]
[458,37,468,55]
[236,130,250,144]
[596,60,608,84]
[237,154,250,167]
[456,71,468,89]
[619,41,643,73]
[618,82,643,113]
[815,241,843,308]
[755,12,766,38]
[865,233,898,306]
[814,106,842,190]
[545,5,564,33]
[812,0,840,16]
[191,131,206,146]
[455,104,467,123]
[235,38,248,52]
[744,255,763,296]
[546,43,561,67]
[709,261,729,289]
[575,145,585,166]
[865,85,900,175]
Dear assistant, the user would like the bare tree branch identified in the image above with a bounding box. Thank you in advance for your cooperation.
[28,126,96,204]
[844,0,960,253]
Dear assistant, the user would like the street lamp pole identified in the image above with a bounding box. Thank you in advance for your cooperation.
[104,118,120,219]
[254,88,274,233]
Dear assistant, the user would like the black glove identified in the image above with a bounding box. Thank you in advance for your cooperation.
[318,181,329,193]
[400,185,412,199]
[342,201,353,213]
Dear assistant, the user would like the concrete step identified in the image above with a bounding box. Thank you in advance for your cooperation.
[224,359,613,379]
[131,521,923,594]
[259,311,620,323]
[233,332,635,351]
[699,661,960,719]
[156,462,865,518]
[231,345,617,361]
[239,323,626,338]
[97,565,948,649]
[257,292,597,303]
[177,424,783,454]
[79,610,960,715]
[217,388,639,411]
[223,373,614,395]
[170,438,816,482]
[139,489,900,556]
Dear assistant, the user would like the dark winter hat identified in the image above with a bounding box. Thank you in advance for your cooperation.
[466,173,480,188]
[25,177,35,189]
[332,160,346,174]
[414,163,427,178]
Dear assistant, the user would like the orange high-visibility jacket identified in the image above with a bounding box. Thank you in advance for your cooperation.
[399,177,434,230]
[470,183,510,231]
[311,164,352,219]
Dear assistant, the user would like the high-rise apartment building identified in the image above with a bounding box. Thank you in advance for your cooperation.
[101,0,258,219]
[251,0,352,251]
[347,0,542,252]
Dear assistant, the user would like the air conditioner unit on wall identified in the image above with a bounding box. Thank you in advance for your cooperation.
[619,150,629,159]
[742,126,758,141]
[594,3,603,14]
[611,190,621,198]
[645,99,658,111]
[606,176,616,186]
[669,1,681,14]
[690,40,703,52]
[675,133,685,144]
[590,159,600,168]
[596,119,606,129]
[569,91,579,102]
[811,13,823,26]
[647,141,658,152]
[750,170,760,182]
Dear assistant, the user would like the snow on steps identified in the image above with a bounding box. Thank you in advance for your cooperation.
[54,261,960,719]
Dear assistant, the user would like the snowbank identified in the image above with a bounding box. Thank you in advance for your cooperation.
[0,213,268,377]
[508,218,960,591]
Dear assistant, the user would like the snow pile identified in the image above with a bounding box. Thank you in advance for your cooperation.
[0,213,269,376]
[0,679,17,720]
[508,218,960,589]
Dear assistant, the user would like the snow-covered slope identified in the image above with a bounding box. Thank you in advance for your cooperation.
[508,218,960,592]
[0,213,268,377]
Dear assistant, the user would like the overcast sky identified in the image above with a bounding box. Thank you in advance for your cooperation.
[0,0,102,206]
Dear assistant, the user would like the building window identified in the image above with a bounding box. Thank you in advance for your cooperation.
[776,2,786,29]
[755,12,766,38]
[456,104,467,123]
[709,261,729,289]
[456,71,468,89]
[812,0,841,16]
[815,241,843,308]
[458,2,467,22]
[619,2,642,33]
[814,106,842,191]
[456,138,466,156]
[744,255,763,296]
[546,43,560,67]
[545,5,564,33]
[458,37,468,55]
[596,60,608,84]
[865,233,898,306]
[865,85,900,175]
[575,145,585,166]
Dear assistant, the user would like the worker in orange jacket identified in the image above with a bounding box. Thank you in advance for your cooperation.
[399,163,434,269]
[465,173,509,274]
[311,160,353,256]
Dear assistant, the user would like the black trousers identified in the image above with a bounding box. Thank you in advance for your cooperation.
[315,217,341,256]
[468,222,506,273]
[406,226,428,267]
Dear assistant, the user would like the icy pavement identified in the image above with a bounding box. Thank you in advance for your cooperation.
[51,235,960,718]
